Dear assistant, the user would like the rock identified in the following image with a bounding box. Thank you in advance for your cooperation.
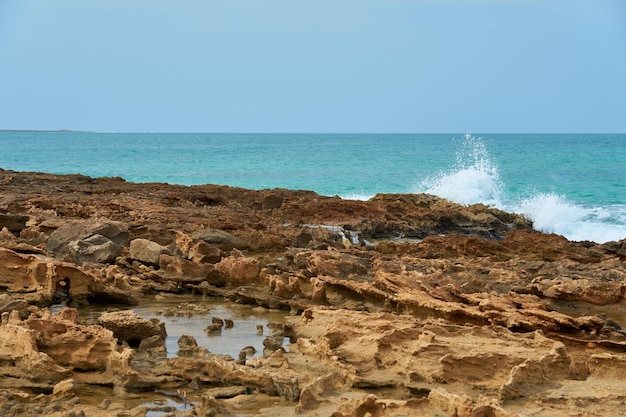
[215,250,259,285]
[0,214,29,233]
[600,238,626,257]
[428,388,473,417]
[0,307,135,389]
[189,240,222,264]
[46,220,129,263]
[0,320,70,383]
[67,233,123,264]
[129,238,172,266]
[159,254,227,285]
[96,310,166,346]
[3,169,626,417]
[193,229,250,250]
[262,194,283,210]
[204,385,249,398]
[0,247,105,305]
[197,394,236,417]
[0,294,29,319]
[138,335,166,353]
[51,378,76,401]
[178,335,199,348]
[262,336,285,357]
[297,372,351,411]
[177,334,209,356]
[166,356,290,398]
[205,323,222,335]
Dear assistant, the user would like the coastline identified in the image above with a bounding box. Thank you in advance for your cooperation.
[1,168,625,416]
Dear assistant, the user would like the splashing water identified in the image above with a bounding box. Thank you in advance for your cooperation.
[512,194,626,243]
[415,134,503,207]
[413,134,626,243]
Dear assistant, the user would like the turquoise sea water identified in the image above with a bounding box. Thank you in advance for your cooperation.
[1,132,625,243]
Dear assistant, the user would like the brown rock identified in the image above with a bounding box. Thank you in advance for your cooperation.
[0,213,29,233]
[215,250,259,285]
[193,229,250,250]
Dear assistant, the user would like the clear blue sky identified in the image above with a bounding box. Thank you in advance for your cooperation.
[1,0,624,133]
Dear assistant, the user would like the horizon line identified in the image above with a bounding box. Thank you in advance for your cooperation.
[1,129,625,135]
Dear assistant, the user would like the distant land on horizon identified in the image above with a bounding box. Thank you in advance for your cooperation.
[0,129,96,133]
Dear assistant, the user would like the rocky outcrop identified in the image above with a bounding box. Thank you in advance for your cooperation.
[0,246,136,306]
[0,307,134,386]
[1,169,626,416]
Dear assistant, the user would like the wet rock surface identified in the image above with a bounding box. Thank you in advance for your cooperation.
[0,168,625,416]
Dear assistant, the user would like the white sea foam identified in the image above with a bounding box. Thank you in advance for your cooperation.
[341,192,375,201]
[510,194,626,243]
[415,134,503,207]
[413,134,626,244]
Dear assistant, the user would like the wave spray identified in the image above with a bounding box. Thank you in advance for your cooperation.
[416,134,503,207]
[415,134,626,243]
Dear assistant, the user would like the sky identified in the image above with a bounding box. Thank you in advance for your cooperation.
[0,0,625,133]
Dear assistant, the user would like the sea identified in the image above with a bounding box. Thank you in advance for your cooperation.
[1,132,624,244]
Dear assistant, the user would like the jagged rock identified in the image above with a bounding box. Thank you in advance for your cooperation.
[67,233,124,264]
[0,247,107,305]
[174,230,222,262]
[1,169,626,417]
[0,307,135,388]
[428,388,473,417]
[51,378,76,401]
[215,250,259,285]
[159,254,227,284]
[0,320,70,383]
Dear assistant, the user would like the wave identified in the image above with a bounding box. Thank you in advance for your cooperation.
[514,194,626,243]
[409,134,626,244]
[415,134,503,207]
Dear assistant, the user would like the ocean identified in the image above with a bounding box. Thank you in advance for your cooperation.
[1,132,624,244]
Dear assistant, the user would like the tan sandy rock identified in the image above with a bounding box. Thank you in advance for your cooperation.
[96,310,166,346]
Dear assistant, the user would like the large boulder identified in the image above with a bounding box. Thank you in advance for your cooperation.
[47,220,129,264]
[67,234,123,264]
[96,310,166,346]
[129,238,172,266]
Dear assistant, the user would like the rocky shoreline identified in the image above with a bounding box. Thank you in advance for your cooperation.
[1,167,625,416]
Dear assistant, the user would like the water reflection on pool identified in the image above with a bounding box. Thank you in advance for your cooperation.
[67,293,292,359]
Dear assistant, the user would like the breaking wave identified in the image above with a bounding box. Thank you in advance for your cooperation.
[413,134,626,243]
